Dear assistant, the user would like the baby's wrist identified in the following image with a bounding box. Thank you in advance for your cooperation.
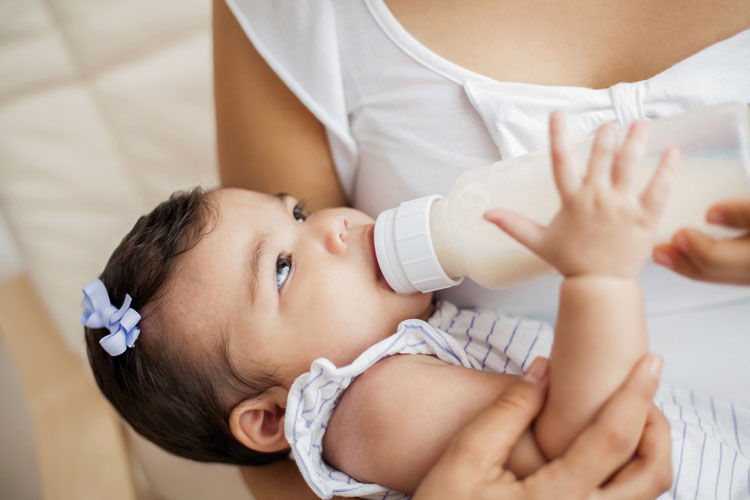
[561,266,641,281]
[561,274,641,291]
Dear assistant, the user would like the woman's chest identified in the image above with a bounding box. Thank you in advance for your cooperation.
[384,0,750,88]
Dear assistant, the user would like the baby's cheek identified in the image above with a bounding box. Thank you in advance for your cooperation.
[333,318,386,359]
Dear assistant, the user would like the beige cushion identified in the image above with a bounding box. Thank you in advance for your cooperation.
[0,0,252,498]
[0,0,217,357]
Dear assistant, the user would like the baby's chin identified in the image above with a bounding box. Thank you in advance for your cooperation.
[395,291,435,322]
[415,297,435,321]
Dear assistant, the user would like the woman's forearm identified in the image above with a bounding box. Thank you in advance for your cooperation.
[241,460,353,500]
[212,0,347,210]
[534,275,648,459]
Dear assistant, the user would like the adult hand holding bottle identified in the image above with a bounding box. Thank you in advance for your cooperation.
[653,197,750,284]
[413,356,671,500]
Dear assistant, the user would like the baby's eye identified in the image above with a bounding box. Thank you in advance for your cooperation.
[276,254,293,289]
[293,201,309,222]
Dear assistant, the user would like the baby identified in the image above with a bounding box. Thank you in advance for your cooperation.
[83,116,750,499]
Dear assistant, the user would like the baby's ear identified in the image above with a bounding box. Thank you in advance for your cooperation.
[229,386,288,453]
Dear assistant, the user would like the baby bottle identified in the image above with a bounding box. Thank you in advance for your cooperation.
[374,102,750,294]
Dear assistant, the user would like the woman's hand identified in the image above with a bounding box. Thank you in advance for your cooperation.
[412,355,672,500]
[653,197,750,284]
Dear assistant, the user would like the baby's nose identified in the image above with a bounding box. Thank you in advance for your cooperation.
[323,217,350,255]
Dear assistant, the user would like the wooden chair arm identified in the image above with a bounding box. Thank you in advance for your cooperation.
[0,275,136,500]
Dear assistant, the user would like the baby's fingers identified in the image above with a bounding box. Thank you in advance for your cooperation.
[586,123,617,187]
[612,122,649,191]
[640,147,681,217]
[549,112,578,199]
[484,208,545,253]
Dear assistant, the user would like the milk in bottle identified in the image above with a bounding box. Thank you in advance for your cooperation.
[374,102,750,293]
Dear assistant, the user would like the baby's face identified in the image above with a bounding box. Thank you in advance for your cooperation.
[172,188,433,388]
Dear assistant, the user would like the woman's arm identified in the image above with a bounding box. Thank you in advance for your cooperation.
[212,0,346,211]
[241,461,351,500]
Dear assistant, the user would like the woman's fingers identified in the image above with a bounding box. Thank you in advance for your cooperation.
[640,147,681,218]
[653,229,750,284]
[652,244,704,280]
[447,358,549,471]
[707,198,750,229]
[612,122,649,191]
[413,360,550,500]
[532,355,662,498]
[484,208,546,253]
[549,112,578,199]
[592,406,673,500]
[586,123,617,187]
[654,197,750,284]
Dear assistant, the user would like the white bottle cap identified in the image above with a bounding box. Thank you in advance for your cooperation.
[374,195,463,294]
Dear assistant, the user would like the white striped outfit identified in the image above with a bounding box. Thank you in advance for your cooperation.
[286,301,750,499]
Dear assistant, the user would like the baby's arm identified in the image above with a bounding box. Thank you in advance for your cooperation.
[535,275,647,457]
[322,354,546,494]
[485,115,680,459]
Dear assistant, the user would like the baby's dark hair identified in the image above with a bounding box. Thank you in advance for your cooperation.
[84,187,288,466]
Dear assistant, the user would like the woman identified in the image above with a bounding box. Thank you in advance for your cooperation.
[212,1,750,497]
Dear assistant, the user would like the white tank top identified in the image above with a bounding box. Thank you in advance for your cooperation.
[225,0,750,402]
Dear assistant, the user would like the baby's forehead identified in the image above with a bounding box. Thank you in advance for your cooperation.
[164,262,248,364]
[168,188,279,321]
[215,187,296,209]
[214,187,277,205]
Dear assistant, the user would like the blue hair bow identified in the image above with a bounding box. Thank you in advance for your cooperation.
[81,279,141,357]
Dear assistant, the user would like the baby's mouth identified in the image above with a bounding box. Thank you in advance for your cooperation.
[376,264,394,292]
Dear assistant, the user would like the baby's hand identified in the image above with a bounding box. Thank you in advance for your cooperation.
[485,113,681,279]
